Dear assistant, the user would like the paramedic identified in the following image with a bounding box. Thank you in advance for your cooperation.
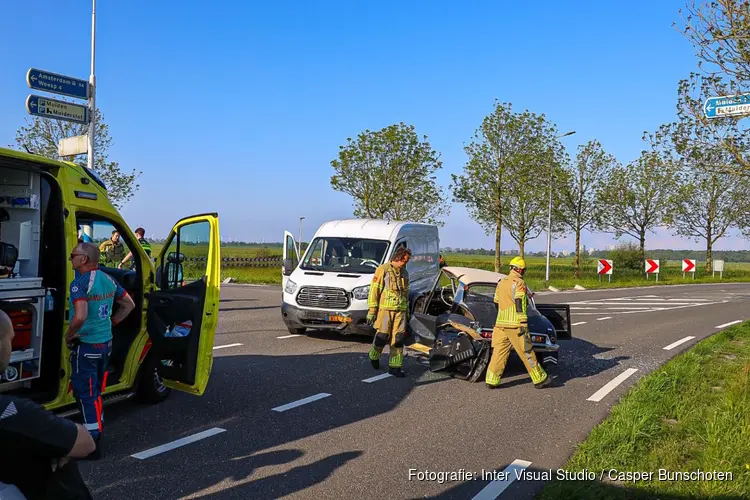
[366,246,412,377]
[485,256,551,389]
[66,242,135,454]
[99,230,125,267]
[119,227,152,269]
[0,309,96,499]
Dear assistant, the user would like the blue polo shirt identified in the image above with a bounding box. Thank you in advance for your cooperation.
[69,268,127,344]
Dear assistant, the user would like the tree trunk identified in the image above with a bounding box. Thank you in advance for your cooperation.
[705,238,712,273]
[518,239,525,258]
[574,229,581,279]
[494,219,502,272]
[639,230,646,263]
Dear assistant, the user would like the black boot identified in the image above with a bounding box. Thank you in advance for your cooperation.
[370,358,380,370]
[534,377,552,389]
[389,367,406,378]
[486,383,500,390]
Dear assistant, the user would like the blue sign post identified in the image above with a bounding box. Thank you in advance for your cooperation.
[26,95,89,125]
[704,93,750,119]
[26,68,89,100]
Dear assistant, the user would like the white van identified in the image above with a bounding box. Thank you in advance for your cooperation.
[281,219,440,336]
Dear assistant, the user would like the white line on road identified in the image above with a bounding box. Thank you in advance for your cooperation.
[663,336,696,350]
[362,373,392,383]
[131,427,226,460]
[471,459,532,500]
[587,368,638,402]
[276,334,302,339]
[571,321,587,326]
[597,317,613,321]
[213,343,243,350]
[272,393,331,412]
[715,320,743,329]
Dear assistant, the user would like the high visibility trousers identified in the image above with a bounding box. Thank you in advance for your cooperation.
[70,340,112,439]
[485,326,547,387]
[368,310,407,368]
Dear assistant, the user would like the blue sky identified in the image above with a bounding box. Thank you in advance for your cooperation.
[1,1,746,252]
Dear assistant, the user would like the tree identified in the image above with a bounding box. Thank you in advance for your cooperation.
[330,122,450,225]
[554,140,619,278]
[14,109,141,209]
[598,150,680,262]
[451,100,566,270]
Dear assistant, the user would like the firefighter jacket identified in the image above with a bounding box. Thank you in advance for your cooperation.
[493,269,528,328]
[368,263,410,315]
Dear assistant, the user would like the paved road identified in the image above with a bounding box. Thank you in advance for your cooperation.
[78,282,750,499]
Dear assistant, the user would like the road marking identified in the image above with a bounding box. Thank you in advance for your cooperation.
[131,427,226,460]
[663,336,696,350]
[587,368,638,402]
[272,393,331,412]
[471,459,532,500]
[597,317,612,321]
[715,320,743,329]
[277,334,302,339]
[213,343,243,350]
[362,373,392,383]
[571,321,587,326]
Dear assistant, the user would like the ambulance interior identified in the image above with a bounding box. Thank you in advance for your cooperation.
[0,162,145,406]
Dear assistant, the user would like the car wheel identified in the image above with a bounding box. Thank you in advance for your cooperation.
[136,352,171,404]
[287,326,306,335]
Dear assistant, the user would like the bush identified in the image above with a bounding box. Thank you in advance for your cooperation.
[255,247,272,258]
[607,241,642,271]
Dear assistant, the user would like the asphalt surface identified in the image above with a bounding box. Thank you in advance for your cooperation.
[77,282,750,499]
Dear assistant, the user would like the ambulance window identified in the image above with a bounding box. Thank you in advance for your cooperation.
[75,217,138,271]
[159,221,210,289]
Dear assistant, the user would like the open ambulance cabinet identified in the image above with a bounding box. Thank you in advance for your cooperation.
[0,166,48,389]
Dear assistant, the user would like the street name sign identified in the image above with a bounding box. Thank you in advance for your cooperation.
[26,68,89,100]
[58,135,88,156]
[704,93,750,119]
[597,259,613,275]
[26,95,89,125]
[682,259,696,273]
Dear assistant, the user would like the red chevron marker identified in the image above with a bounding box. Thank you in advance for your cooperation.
[645,259,660,273]
[682,259,696,273]
[597,259,612,275]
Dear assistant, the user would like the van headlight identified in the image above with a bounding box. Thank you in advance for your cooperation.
[284,279,297,295]
[352,285,370,300]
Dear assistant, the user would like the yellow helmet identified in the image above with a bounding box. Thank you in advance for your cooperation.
[509,256,526,269]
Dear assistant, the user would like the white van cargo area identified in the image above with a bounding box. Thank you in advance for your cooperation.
[280,219,439,336]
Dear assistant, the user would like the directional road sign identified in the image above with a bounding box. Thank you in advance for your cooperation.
[26,95,89,125]
[704,93,750,119]
[597,259,613,275]
[27,68,89,100]
[682,259,696,273]
[645,259,660,274]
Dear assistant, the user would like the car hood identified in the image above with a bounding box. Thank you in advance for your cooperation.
[289,268,372,290]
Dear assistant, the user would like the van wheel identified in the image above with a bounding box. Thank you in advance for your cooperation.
[136,353,171,404]
[287,326,306,335]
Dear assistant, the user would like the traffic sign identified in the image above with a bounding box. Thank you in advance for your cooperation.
[645,259,660,273]
[26,95,89,125]
[597,259,613,275]
[58,135,88,156]
[682,259,696,273]
[713,259,725,278]
[704,93,750,119]
[27,68,89,100]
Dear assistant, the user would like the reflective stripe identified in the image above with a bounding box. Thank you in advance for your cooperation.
[84,422,100,431]
[486,370,501,386]
[388,351,403,368]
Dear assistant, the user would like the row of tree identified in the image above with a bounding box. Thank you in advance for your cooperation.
[329,1,750,277]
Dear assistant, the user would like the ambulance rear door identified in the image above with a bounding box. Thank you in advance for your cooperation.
[145,213,221,395]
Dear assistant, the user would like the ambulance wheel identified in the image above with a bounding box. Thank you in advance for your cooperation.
[136,353,171,404]
[287,326,306,335]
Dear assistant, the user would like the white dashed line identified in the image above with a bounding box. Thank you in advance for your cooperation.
[362,373,392,383]
[276,334,302,339]
[272,393,331,412]
[597,317,612,321]
[213,343,243,350]
[715,320,743,329]
[663,336,696,350]
[571,321,587,326]
[471,459,532,500]
[587,368,638,402]
[131,427,226,459]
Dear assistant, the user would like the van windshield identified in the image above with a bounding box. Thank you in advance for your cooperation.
[301,237,390,274]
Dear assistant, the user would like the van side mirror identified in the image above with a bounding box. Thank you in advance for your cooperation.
[283,258,294,276]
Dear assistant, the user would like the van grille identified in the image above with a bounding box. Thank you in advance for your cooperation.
[296,286,350,309]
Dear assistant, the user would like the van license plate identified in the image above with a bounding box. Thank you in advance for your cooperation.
[327,314,352,323]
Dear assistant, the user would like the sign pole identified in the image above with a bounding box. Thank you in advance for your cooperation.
[87,0,96,172]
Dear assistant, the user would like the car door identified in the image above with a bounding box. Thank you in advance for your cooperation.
[282,230,300,289]
[146,213,220,396]
[534,302,573,340]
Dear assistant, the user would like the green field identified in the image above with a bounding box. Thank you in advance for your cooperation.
[148,245,750,289]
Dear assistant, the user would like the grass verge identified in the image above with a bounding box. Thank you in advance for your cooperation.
[538,322,750,499]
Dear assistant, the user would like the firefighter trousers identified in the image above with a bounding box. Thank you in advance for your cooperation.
[70,340,112,440]
[485,326,547,387]
[368,310,407,368]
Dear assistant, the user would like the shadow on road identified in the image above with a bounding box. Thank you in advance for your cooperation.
[219,305,279,312]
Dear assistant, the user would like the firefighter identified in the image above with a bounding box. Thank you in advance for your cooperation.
[366,246,412,377]
[485,256,551,389]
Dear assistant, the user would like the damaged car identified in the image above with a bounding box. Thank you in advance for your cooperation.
[406,266,573,381]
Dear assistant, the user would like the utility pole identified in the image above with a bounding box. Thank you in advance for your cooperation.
[545,130,576,282]
[298,216,305,257]
[87,0,97,172]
